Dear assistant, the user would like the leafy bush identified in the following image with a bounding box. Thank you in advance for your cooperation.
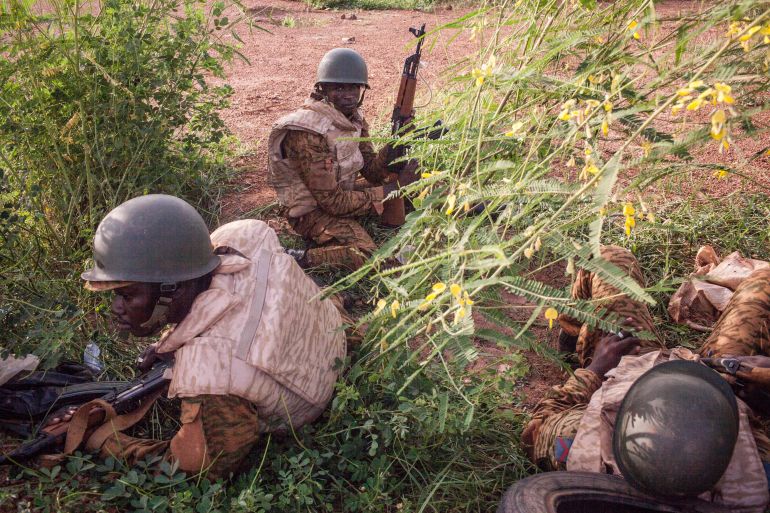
[0,0,244,366]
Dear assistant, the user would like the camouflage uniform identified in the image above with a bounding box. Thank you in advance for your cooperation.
[272,97,393,270]
[523,247,770,472]
[557,245,666,367]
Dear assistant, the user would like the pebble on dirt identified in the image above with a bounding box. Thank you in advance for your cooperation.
[342,36,356,44]
[341,13,357,20]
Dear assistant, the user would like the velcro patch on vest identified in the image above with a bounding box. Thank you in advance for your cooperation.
[554,436,573,463]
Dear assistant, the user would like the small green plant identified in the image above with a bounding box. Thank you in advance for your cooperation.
[281,15,296,27]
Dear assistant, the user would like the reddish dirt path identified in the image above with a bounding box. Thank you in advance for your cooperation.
[217,0,479,219]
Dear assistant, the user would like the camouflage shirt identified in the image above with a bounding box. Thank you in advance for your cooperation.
[281,120,391,217]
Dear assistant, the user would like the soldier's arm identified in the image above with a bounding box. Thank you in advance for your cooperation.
[358,121,395,185]
[521,369,602,452]
[282,130,384,217]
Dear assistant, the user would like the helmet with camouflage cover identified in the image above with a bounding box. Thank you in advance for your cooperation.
[613,360,739,498]
[316,48,369,88]
[81,194,219,288]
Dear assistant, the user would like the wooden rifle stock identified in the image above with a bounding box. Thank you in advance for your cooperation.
[381,23,426,228]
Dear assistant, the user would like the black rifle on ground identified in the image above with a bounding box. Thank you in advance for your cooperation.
[0,361,171,465]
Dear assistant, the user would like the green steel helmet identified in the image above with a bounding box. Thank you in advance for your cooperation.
[613,360,739,499]
[316,48,369,88]
[81,194,220,285]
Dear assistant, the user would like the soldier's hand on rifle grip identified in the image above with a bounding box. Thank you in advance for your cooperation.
[137,343,172,373]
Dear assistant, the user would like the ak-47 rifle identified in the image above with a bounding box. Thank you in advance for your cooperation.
[0,361,171,465]
[380,23,427,228]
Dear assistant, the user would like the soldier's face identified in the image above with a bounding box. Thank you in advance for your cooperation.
[321,83,362,115]
[111,283,160,337]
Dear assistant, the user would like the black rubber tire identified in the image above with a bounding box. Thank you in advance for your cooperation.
[497,472,728,513]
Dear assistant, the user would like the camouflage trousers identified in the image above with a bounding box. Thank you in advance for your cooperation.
[99,395,259,480]
[530,249,770,471]
[289,210,377,271]
[558,245,665,367]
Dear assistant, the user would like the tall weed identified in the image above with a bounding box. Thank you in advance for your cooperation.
[343,0,770,387]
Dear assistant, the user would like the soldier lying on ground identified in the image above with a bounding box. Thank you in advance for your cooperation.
[267,48,417,270]
[55,194,346,479]
[522,245,770,512]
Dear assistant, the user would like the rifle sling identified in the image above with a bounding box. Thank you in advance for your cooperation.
[63,388,164,455]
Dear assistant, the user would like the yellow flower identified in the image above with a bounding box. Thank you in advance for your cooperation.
[417,188,429,200]
[710,109,727,140]
[461,291,474,306]
[524,246,535,259]
[558,109,572,121]
[625,215,636,236]
[601,118,609,136]
[374,299,387,315]
[380,340,388,351]
[505,120,525,138]
[676,87,693,97]
[471,54,496,86]
[671,103,685,116]
[603,100,613,113]
[623,202,635,217]
[453,306,467,325]
[714,82,734,103]
[713,169,729,180]
[686,97,704,111]
[534,237,542,251]
[646,212,656,223]
[463,200,471,212]
[727,21,742,37]
[450,283,462,298]
[445,194,456,215]
[544,307,558,329]
[584,99,600,113]
[418,292,438,310]
[432,282,447,293]
[580,161,600,180]
[628,20,640,39]
[390,300,400,318]
[739,26,761,41]
[641,140,652,157]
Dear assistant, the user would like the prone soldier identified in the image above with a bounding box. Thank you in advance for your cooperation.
[520,246,770,511]
[67,194,346,479]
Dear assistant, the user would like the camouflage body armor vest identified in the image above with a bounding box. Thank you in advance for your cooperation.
[268,99,365,218]
[155,219,346,431]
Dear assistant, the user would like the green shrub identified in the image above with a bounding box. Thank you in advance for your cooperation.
[0,0,244,366]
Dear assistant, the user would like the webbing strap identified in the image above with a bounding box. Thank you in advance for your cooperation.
[235,249,272,361]
[61,389,164,454]
[84,389,164,453]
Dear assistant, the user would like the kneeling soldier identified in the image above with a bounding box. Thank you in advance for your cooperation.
[268,48,412,270]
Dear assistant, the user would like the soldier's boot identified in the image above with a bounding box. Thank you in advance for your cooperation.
[304,245,368,271]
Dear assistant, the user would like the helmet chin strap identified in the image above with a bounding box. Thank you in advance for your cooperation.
[140,282,177,330]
